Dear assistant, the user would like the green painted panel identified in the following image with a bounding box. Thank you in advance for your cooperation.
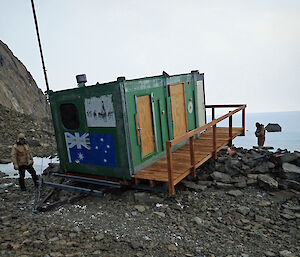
[124,76,169,170]
[48,82,131,180]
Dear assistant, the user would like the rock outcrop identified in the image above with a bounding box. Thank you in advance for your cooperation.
[0,104,56,161]
[195,147,300,193]
[0,40,49,119]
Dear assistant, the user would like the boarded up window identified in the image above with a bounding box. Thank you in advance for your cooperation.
[169,83,187,138]
[136,95,155,157]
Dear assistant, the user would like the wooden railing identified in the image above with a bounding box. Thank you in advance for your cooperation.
[166,104,246,195]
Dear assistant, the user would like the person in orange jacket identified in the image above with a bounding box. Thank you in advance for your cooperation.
[255,122,266,148]
[11,133,38,191]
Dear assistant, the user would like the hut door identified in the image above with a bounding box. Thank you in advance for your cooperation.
[169,83,187,138]
[135,95,155,158]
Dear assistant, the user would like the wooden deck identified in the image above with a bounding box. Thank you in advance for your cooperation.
[133,126,243,188]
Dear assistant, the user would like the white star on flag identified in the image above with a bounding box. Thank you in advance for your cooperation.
[78,152,84,160]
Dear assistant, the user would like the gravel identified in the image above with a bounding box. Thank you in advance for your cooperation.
[1,167,299,256]
[1,135,300,256]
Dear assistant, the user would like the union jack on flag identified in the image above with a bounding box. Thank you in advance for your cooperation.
[65,132,117,167]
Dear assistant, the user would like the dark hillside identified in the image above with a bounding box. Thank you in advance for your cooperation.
[0,40,49,119]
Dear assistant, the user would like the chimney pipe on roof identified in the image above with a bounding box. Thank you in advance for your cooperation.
[76,74,87,88]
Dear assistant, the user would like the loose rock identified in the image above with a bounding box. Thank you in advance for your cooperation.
[257,174,278,190]
[282,163,300,182]
[211,171,232,183]
[227,190,243,197]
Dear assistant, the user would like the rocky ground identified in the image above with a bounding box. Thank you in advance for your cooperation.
[0,104,56,162]
[0,147,299,257]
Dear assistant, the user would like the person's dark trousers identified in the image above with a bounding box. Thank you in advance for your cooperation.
[18,165,38,190]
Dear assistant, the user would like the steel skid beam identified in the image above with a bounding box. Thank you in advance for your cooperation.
[52,173,121,188]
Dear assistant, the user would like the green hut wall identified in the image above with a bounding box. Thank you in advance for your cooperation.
[48,71,206,180]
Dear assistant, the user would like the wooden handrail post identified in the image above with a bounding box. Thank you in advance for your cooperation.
[212,124,217,159]
[189,136,196,177]
[166,141,175,195]
[229,115,232,147]
[212,107,215,121]
[242,108,245,136]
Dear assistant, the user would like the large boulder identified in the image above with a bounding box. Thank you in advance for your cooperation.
[282,163,300,182]
[210,171,232,183]
[257,174,278,190]
[254,162,270,173]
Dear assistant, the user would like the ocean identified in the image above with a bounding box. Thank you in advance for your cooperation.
[213,110,300,152]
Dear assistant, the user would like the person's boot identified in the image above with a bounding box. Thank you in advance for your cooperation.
[19,178,26,191]
[19,179,26,191]
[33,175,39,188]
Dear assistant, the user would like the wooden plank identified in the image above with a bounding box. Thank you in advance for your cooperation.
[133,174,168,182]
[137,95,155,157]
[173,169,192,185]
[169,83,187,139]
[145,166,187,174]
[206,104,246,108]
[144,160,190,171]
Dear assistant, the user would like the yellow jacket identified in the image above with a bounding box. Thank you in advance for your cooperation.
[11,143,33,169]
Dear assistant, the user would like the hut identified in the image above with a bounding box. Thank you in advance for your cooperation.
[48,71,206,180]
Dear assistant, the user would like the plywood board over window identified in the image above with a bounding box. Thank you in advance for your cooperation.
[169,83,187,139]
[136,95,155,157]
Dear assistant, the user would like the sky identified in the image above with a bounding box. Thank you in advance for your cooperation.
[1,0,299,113]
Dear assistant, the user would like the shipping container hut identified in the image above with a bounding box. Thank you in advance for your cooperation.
[48,70,206,181]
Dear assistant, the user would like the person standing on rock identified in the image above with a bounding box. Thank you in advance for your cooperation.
[255,122,266,148]
[11,133,38,191]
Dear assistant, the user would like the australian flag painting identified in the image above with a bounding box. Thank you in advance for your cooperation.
[65,132,117,167]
